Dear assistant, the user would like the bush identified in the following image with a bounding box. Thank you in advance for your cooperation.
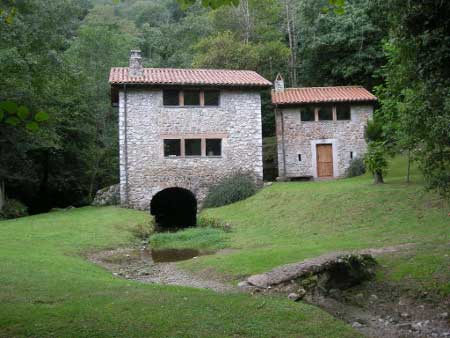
[129,218,155,240]
[198,215,232,232]
[346,158,366,178]
[364,142,388,184]
[0,199,28,220]
[203,172,258,208]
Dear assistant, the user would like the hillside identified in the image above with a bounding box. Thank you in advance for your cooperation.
[173,157,449,296]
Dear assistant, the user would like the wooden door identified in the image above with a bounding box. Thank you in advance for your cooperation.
[316,144,333,177]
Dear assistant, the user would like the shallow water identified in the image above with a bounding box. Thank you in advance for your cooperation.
[150,248,201,263]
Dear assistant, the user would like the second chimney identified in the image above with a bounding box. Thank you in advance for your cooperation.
[129,50,143,77]
[274,73,285,92]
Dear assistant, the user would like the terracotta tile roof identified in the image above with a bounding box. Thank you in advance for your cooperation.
[109,67,272,88]
[271,86,377,105]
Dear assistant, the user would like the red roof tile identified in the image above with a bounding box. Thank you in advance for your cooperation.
[109,67,272,88]
[272,86,377,105]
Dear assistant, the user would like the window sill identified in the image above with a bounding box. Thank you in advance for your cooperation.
[163,105,220,108]
[164,156,223,159]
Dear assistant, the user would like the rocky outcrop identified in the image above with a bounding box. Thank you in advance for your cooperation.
[243,252,377,292]
[92,184,120,206]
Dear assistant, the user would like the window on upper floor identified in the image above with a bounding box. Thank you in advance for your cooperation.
[184,90,201,106]
[318,105,333,121]
[185,139,201,156]
[336,104,351,120]
[164,139,181,157]
[204,90,220,106]
[300,105,315,121]
[163,90,180,106]
[206,139,222,156]
[163,89,221,107]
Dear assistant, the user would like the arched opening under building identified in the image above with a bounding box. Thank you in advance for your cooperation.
[150,187,197,229]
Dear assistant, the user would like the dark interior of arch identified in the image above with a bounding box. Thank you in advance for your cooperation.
[150,187,197,229]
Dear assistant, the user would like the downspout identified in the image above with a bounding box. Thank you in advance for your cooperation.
[278,106,287,178]
[123,84,129,205]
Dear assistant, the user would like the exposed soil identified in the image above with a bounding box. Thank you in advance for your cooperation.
[88,244,449,337]
[308,280,450,338]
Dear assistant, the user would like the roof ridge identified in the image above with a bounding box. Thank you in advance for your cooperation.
[284,85,364,90]
[111,67,259,73]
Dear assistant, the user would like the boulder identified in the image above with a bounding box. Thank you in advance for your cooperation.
[92,184,120,206]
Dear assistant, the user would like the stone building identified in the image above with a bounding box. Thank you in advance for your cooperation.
[272,75,377,179]
[109,50,271,226]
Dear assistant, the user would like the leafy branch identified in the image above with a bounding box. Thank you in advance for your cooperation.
[0,102,49,132]
[321,0,345,15]
[0,0,17,25]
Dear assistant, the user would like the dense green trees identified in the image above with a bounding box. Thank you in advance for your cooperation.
[376,1,450,198]
[1,0,449,213]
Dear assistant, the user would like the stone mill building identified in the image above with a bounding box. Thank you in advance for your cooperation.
[272,74,377,180]
[109,50,271,226]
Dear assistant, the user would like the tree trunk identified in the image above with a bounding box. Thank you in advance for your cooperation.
[374,170,384,184]
[240,0,251,44]
[284,0,298,87]
[406,149,411,183]
[0,179,5,212]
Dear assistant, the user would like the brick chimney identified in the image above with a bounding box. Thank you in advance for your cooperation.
[274,73,284,92]
[129,50,143,77]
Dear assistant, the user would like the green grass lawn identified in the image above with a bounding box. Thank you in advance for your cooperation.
[1,157,448,337]
[0,207,360,337]
[169,157,449,294]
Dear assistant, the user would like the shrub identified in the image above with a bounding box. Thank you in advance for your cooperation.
[0,199,28,220]
[198,215,232,232]
[129,218,155,240]
[203,172,258,208]
[364,142,388,184]
[346,158,366,178]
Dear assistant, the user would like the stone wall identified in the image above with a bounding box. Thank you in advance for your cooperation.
[276,105,373,178]
[119,88,263,210]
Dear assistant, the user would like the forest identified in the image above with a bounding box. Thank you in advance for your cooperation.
[1,0,449,214]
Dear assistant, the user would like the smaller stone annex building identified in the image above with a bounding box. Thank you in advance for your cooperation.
[272,75,377,179]
[109,51,271,226]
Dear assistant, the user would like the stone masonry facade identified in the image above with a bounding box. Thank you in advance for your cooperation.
[276,105,373,178]
[118,88,263,210]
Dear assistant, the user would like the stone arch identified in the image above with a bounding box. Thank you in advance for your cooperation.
[150,187,197,229]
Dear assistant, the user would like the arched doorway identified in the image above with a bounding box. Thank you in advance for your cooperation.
[150,187,197,229]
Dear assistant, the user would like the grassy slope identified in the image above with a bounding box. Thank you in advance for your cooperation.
[179,157,449,294]
[0,207,359,337]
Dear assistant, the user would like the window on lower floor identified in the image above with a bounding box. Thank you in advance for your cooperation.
[185,139,202,156]
[318,105,333,120]
[300,106,315,121]
[206,139,222,156]
[164,139,181,157]
[337,104,351,120]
